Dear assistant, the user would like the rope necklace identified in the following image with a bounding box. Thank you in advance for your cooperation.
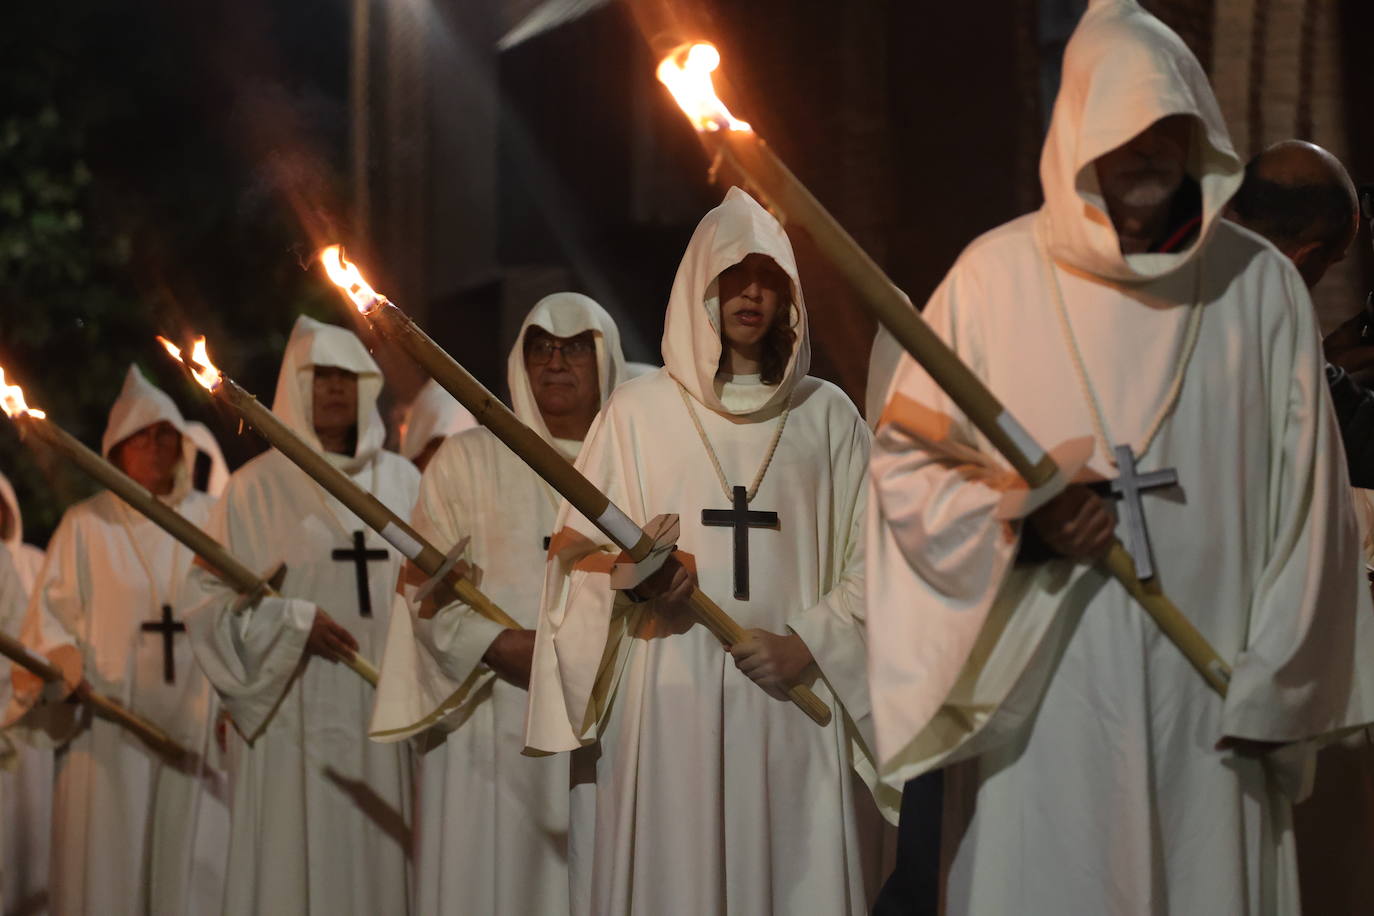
[676,381,791,502]
[1041,234,1205,466]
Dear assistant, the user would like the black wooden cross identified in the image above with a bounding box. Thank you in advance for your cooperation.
[332,530,389,617]
[1106,444,1177,581]
[701,485,779,601]
[141,604,186,684]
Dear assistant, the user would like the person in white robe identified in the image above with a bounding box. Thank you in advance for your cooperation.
[370,292,626,915]
[398,379,477,472]
[866,2,1374,913]
[0,471,52,915]
[526,187,897,916]
[0,538,49,916]
[183,315,417,916]
[7,366,229,916]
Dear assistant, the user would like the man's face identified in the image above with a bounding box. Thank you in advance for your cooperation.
[717,253,788,352]
[1094,114,1192,213]
[312,366,359,437]
[113,421,182,491]
[523,329,599,421]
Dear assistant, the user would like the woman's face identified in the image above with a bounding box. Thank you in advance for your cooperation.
[717,253,788,352]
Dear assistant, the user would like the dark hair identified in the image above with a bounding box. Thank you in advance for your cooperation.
[1231,163,1355,255]
[758,295,797,386]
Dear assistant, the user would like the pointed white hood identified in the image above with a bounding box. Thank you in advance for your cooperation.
[100,365,196,503]
[271,315,386,474]
[400,379,478,461]
[507,292,626,460]
[1038,0,1243,283]
[662,186,810,419]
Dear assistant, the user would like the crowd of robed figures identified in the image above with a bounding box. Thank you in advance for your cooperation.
[3,2,1374,914]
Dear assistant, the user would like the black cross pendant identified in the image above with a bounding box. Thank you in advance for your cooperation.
[332,530,389,617]
[1106,444,1178,581]
[701,485,779,600]
[141,604,186,684]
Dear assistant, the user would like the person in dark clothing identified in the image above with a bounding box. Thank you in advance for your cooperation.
[1228,139,1374,486]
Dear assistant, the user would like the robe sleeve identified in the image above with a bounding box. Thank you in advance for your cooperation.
[5,511,88,742]
[1221,268,1374,741]
[369,432,505,741]
[787,408,874,737]
[183,474,314,740]
[866,263,1046,780]
[526,403,642,753]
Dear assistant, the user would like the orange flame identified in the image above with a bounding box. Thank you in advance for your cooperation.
[158,335,222,392]
[656,42,751,133]
[0,366,45,419]
[319,245,384,314]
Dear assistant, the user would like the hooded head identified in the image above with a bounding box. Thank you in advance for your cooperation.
[1039,0,1243,282]
[507,292,626,460]
[400,379,478,465]
[100,365,195,503]
[662,187,811,418]
[272,315,386,473]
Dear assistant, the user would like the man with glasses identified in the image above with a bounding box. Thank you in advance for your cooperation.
[371,292,625,915]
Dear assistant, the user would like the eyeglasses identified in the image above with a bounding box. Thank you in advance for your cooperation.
[123,425,181,448]
[526,338,596,365]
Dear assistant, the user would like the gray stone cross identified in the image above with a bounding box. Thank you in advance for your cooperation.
[1108,444,1178,581]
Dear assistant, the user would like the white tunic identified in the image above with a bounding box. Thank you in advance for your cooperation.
[0,472,50,915]
[866,4,1374,914]
[527,189,895,916]
[370,292,627,915]
[15,489,229,916]
[184,316,418,915]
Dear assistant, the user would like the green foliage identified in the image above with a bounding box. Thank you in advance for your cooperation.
[0,0,352,545]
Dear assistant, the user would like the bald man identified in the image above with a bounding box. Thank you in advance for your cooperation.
[1229,139,1374,487]
[1229,139,1359,286]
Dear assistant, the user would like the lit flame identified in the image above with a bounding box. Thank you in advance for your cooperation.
[656,42,751,133]
[0,366,45,419]
[319,245,384,314]
[158,335,223,392]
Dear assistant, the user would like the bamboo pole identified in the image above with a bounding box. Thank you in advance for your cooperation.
[174,362,520,634]
[672,77,1230,696]
[345,294,832,728]
[0,628,194,762]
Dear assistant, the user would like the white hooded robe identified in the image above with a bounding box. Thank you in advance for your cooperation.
[0,471,51,915]
[526,188,896,916]
[8,366,229,916]
[183,316,417,916]
[370,292,626,915]
[866,3,1374,913]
